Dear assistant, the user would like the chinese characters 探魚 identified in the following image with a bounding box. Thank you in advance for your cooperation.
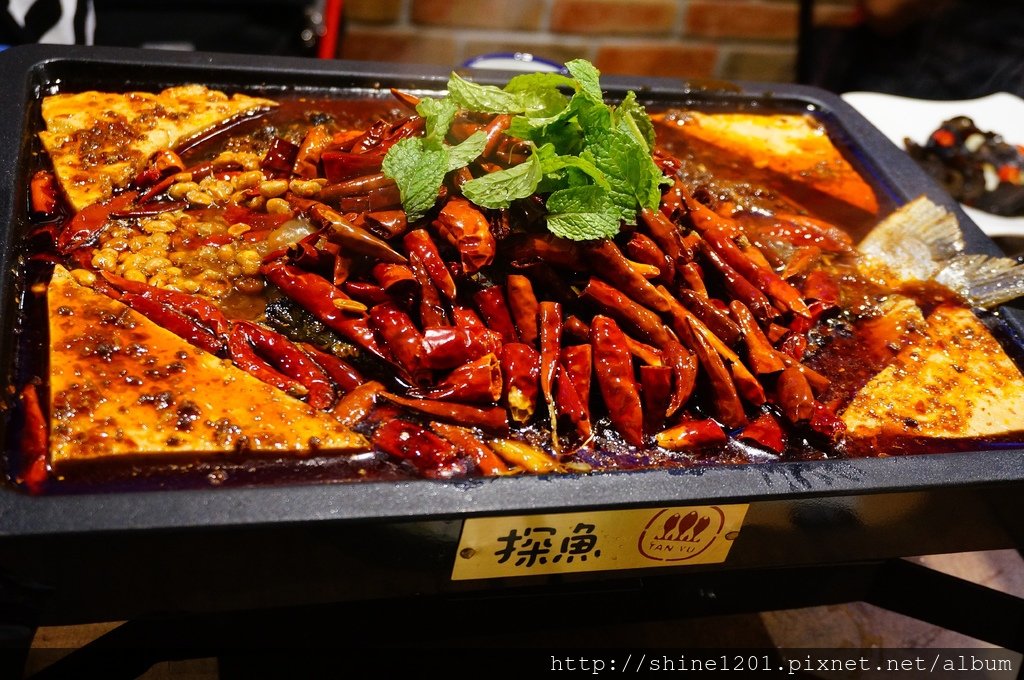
[494,522,601,567]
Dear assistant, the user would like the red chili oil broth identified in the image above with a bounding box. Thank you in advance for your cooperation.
[8,95,1024,494]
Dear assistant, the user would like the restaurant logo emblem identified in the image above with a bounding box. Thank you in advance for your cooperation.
[636,507,726,561]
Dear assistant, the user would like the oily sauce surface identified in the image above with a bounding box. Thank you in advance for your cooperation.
[12,94,1024,493]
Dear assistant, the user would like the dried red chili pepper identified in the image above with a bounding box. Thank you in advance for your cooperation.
[698,239,778,323]
[586,239,671,313]
[802,270,841,305]
[330,181,404,213]
[590,315,644,447]
[738,412,786,453]
[382,394,509,433]
[310,203,407,264]
[554,364,591,439]
[640,206,683,262]
[342,281,390,307]
[420,325,501,370]
[682,316,748,429]
[474,285,519,344]
[508,232,585,270]
[30,170,59,216]
[261,137,300,177]
[229,321,334,409]
[489,438,561,473]
[580,278,675,349]
[407,249,449,327]
[481,113,513,158]
[430,421,510,477]
[654,419,727,451]
[625,336,665,367]
[372,262,419,299]
[404,229,457,299]
[293,125,333,179]
[506,274,540,346]
[451,304,486,332]
[373,419,468,479]
[538,301,563,442]
[700,227,811,318]
[433,197,496,274]
[119,293,225,356]
[102,271,230,338]
[640,365,673,435]
[626,232,673,285]
[317,151,382,184]
[730,300,786,375]
[563,315,591,342]
[662,341,697,415]
[679,262,708,297]
[19,384,48,494]
[559,344,592,423]
[500,342,541,424]
[776,366,816,424]
[777,332,808,361]
[331,380,385,426]
[677,288,742,347]
[410,353,502,404]
[369,302,429,385]
[299,343,364,395]
[58,191,137,253]
[364,210,409,240]
[261,260,385,361]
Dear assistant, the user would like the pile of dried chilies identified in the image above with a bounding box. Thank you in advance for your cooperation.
[37,60,859,479]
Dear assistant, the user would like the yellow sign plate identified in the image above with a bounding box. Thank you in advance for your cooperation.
[452,504,748,581]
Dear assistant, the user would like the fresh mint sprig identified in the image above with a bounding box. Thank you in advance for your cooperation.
[381,59,671,240]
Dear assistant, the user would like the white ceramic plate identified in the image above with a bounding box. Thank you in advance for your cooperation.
[842,91,1024,238]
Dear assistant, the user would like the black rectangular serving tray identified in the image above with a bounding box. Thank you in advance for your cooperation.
[0,45,1021,626]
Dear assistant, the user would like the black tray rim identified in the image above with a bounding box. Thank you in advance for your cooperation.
[0,44,1021,538]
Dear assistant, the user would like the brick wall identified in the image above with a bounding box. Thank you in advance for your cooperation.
[339,0,859,83]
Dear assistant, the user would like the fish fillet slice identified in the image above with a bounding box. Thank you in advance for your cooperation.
[48,266,367,468]
[841,305,1024,440]
[657,111,879,214]
[858,197,1024,308]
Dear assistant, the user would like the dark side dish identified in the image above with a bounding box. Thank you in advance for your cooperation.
[906,115,1024,216]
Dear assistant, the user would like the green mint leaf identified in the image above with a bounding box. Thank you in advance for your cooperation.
[533,142,560,162]
[582,126,663,222]
[565,59,603,103]
[538,149,610,189]
[507,114,541,140]
[504,73,572,117]
[538,165,600,195]
[381,137,447,221]
[545,185,621,241]
[447,71,525,114]
[576,95,613,135]
[521,89,574,118]
[521,120,584,156]
[507,93,590,153]
[446,130,488,172]
[509,110,579,150]
[504,72,576,93]
[461,152,542,209]
[615,91,655,151]
[429,59,668,238]
[416,97,459,149]
[534,143,569,194]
